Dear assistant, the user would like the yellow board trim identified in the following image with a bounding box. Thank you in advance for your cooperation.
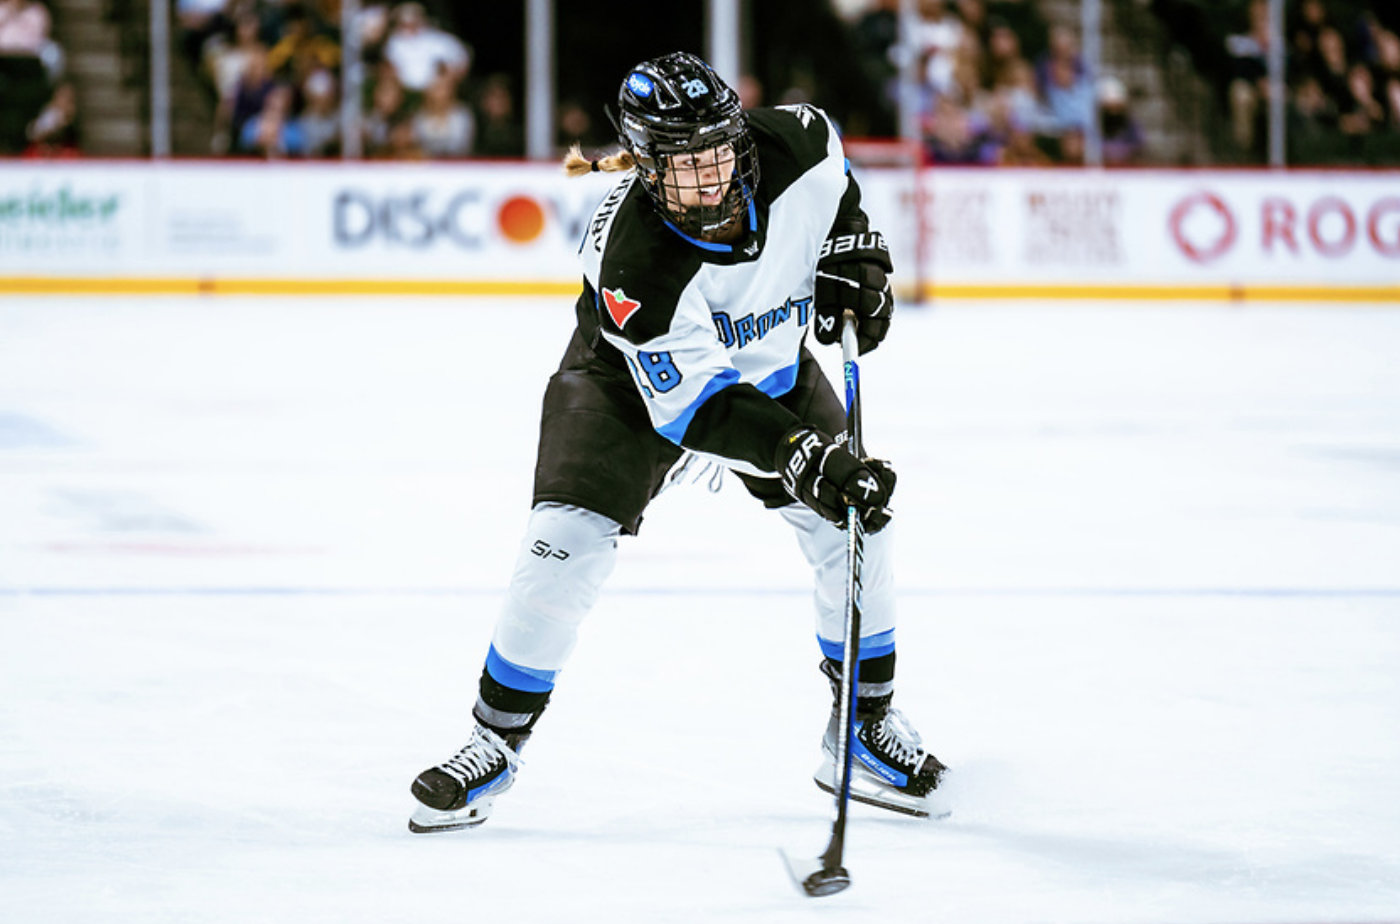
[2,277,1397,303]
[918,283,1400,303]
[0,278,583,297]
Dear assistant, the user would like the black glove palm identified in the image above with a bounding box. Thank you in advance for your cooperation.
[777,425,896,533]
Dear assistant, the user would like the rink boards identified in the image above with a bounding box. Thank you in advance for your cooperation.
[1,160,1397,302]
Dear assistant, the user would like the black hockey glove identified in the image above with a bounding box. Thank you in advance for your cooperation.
[777,425,896,533]
[813,228,894,355]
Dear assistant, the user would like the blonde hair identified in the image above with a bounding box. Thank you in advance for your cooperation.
[562,143,637,178]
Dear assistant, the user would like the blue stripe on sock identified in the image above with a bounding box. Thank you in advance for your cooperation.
[484,645,558,694]
[817,629,896,662]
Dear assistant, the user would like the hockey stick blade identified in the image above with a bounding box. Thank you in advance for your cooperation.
[778,848,850,897]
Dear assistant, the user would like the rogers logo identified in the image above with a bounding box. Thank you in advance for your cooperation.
[1169,191,1236,264]
[1170,189,1400,264]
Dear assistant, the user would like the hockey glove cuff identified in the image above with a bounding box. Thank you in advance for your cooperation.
[777,425,896,533]
[814,229,894,355]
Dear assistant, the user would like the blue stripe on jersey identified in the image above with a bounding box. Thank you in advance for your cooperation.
[818,628,896,662]
[756,360,798,398]
[656,367,742,444]
[485,644,558,693]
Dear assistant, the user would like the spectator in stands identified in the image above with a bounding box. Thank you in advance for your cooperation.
[24,77,77,156]
[1225,0,1274,159]
[0,0,54,153]
[969,84,1016,163]
[1372,28,1400,128]
[362,60,408,156]
[556,98,603,154]
[175,0,229,70]
[413,64,473,158]
[226,48,277,156]
[204,11,266,154]
[1337,59,1385,138]
[297,66,340,157]
[987,0,1046,61]
[982,15,1026,91]
[376,109,424,160]
[1039,49,1094,136]
[382,1,468,101]
[913,0,966,100]
[1288,0,1331,77]
[925,94,982,163]
[1287,73,1341,162]
[0,0,49,55]
[1307,26,1353,106]
[238,81,305,158]
[265,2,339,87]
[1097,76,1145,166]
[1056,127,1085,165]
[993,56,1044,130]
[471,72,522,158]
[850,0,900,126]
[947,30,984,104]
[996,118,1051,165]
[1034,24,1084,97]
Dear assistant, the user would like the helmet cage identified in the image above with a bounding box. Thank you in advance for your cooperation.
[612,53,760,238]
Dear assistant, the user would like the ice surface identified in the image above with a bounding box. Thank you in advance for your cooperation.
[2,296,1399,923]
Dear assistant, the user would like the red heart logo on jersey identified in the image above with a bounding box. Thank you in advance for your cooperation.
[602,287,642,328]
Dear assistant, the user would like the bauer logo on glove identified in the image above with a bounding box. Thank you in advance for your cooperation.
[776,425,897,533]
[814,222,894,355]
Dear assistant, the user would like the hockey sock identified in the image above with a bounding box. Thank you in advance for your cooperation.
[822,653,896,717]
[473,662,550,743]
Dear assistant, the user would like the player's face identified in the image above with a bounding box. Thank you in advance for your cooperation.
[660,143,738,213]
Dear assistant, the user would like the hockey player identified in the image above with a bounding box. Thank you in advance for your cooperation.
[409,52,947,833]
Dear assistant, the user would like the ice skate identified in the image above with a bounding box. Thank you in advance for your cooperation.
[814,662,949,818]
[409,725,525,833]
[815,703,950,818]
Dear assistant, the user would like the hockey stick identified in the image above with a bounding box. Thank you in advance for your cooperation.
[782,311,865,898]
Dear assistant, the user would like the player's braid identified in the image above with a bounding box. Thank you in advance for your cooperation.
[562,144,637,178]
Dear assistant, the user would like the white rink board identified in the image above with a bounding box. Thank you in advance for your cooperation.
[1,161,1397,299]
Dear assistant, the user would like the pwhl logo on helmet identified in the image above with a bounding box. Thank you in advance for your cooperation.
[626,73,654,98]
[602,287,642,328]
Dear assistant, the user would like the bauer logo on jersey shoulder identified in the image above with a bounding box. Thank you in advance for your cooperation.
[627,73,654,97]
[602,287,643,329]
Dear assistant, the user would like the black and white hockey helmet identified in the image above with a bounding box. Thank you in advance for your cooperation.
[611,51,760,238]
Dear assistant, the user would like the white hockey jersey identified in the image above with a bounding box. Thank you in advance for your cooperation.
[573,104,872,477]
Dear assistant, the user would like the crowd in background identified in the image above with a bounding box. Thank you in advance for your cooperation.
[1153,0,1400,163]
[3,0,1399,164]
[0,0,78,156]
[183,0,504,159]
[848,0,1143,166]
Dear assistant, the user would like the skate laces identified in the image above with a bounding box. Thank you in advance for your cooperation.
[438,726,521,784]
[865,708,926,769]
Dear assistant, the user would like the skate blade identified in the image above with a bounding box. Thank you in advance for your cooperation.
[408,797,496,833]
[815,759,951,820]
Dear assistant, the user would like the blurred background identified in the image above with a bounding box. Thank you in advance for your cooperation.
[4,0,1399,168]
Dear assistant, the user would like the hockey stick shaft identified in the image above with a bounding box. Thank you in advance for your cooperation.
[780,313,867,897]
[819,313,866,874]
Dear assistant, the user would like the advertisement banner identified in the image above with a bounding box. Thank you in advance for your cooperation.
[2,161,1396,301]
[0,162,617,293]
[855,168,1400,300]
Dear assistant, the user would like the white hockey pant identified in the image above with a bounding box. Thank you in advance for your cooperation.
[488,502,621,681]
[778,504,897,656]
[487,501,895,688]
